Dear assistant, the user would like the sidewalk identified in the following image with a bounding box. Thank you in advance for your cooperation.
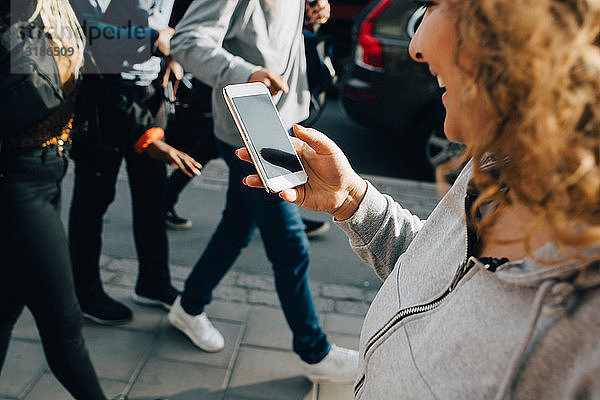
[0,160,440,400]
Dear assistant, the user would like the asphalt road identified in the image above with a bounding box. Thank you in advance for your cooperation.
[311,97,436,181]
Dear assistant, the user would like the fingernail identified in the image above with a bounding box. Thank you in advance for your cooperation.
[242,178,247,185]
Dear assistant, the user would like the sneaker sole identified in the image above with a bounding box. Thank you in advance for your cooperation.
[168,311,224,353]
[303,374,358,384]
[165,220,193,230]
[82,312,132,326]
[131,292,171,311]
[305,223,330,238]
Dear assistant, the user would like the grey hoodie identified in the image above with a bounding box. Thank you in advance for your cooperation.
[170,0,310,147]
[336,161,600,399]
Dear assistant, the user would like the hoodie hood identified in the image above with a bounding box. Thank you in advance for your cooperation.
[494,242,600,289]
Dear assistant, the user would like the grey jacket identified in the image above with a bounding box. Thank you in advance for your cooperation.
[336,161,600,399]
[170,0,309,147]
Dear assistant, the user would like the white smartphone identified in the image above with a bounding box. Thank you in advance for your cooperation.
[223,82,308,193]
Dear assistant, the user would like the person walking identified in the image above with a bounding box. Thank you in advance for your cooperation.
[161,0,330,238]
[69,0,201,325]
[166,0,358,383]
[0,1,107,398]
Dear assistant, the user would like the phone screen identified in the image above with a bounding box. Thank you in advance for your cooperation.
[231,94,302,179]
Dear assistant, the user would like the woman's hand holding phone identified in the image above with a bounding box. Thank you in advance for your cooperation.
[237,124,367,221]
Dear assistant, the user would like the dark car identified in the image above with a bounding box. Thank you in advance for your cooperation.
[317,0,371,71]
[340,0,462,178]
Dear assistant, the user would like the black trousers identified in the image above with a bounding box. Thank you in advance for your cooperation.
[166,120,218,208]
[69,81,171,302]
[0,146,106,400]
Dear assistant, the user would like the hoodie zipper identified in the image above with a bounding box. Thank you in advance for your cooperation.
[354,226,473,398]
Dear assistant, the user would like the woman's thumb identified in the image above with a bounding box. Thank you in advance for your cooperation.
[292,124,334,154]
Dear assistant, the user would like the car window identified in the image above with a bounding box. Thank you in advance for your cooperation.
[374,1,422,40]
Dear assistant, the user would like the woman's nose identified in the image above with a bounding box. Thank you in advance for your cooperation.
[409,36,424,63]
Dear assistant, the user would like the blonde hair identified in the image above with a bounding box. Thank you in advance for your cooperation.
[457,0,600,261]
[30,0,85,75]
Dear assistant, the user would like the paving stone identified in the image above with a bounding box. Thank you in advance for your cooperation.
[308,282,322,297]
[219,271,240,287]
[108,270,138,287]
[312,297,335,313]
[364,290,378,303]
[205,300,250,323]
[1,175,436,400]
[321,284,364,301]
[24,374,126,400]
[236,273,274,291]
[223,389,318,400]
[99,254,114,268]
[82,326,154,381]
[213,285,248,304]
[12,309,39,341]
[0,340,45,398]
[326,333,360,352]
[172,278,185,291]
[102,285,167,332]
[227,347,312,400]
[170,263,193,280]
[334,301,370,317]
[154,321,242,368]
[100,270,119,285]
[104,258,138,273]
[316,382,355,400]
[241,306,292,351]
[323,314,364,336]
[247,290,279,307]
[128,358,226,399]
[223,394,271,400]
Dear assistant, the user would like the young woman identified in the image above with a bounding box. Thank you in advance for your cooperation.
[0,1,109,398]
[238,0,600,398]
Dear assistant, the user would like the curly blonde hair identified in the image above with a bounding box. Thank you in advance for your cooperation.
[456,0,600,261]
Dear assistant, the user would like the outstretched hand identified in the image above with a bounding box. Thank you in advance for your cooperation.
[145,140,202,177]
[236,125,367,221]
[248,68,289,96]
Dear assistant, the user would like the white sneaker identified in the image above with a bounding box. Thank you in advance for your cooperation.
[168,296,225,352]
[300,344,359,383]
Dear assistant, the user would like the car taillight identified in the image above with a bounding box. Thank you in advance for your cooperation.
[355,0,395,71]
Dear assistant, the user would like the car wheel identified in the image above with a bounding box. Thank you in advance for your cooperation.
[425,129,464,171]
[302,90,328,127]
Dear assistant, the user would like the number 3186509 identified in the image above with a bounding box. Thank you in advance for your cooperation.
[24,46,75,57]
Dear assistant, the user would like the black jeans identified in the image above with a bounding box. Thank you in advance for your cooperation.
[69,82,171,302]
[0,146,106,400]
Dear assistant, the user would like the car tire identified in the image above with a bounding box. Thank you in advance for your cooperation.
[398,101,444,181]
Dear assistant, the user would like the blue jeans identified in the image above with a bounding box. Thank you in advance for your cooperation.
[181,139,330,363]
